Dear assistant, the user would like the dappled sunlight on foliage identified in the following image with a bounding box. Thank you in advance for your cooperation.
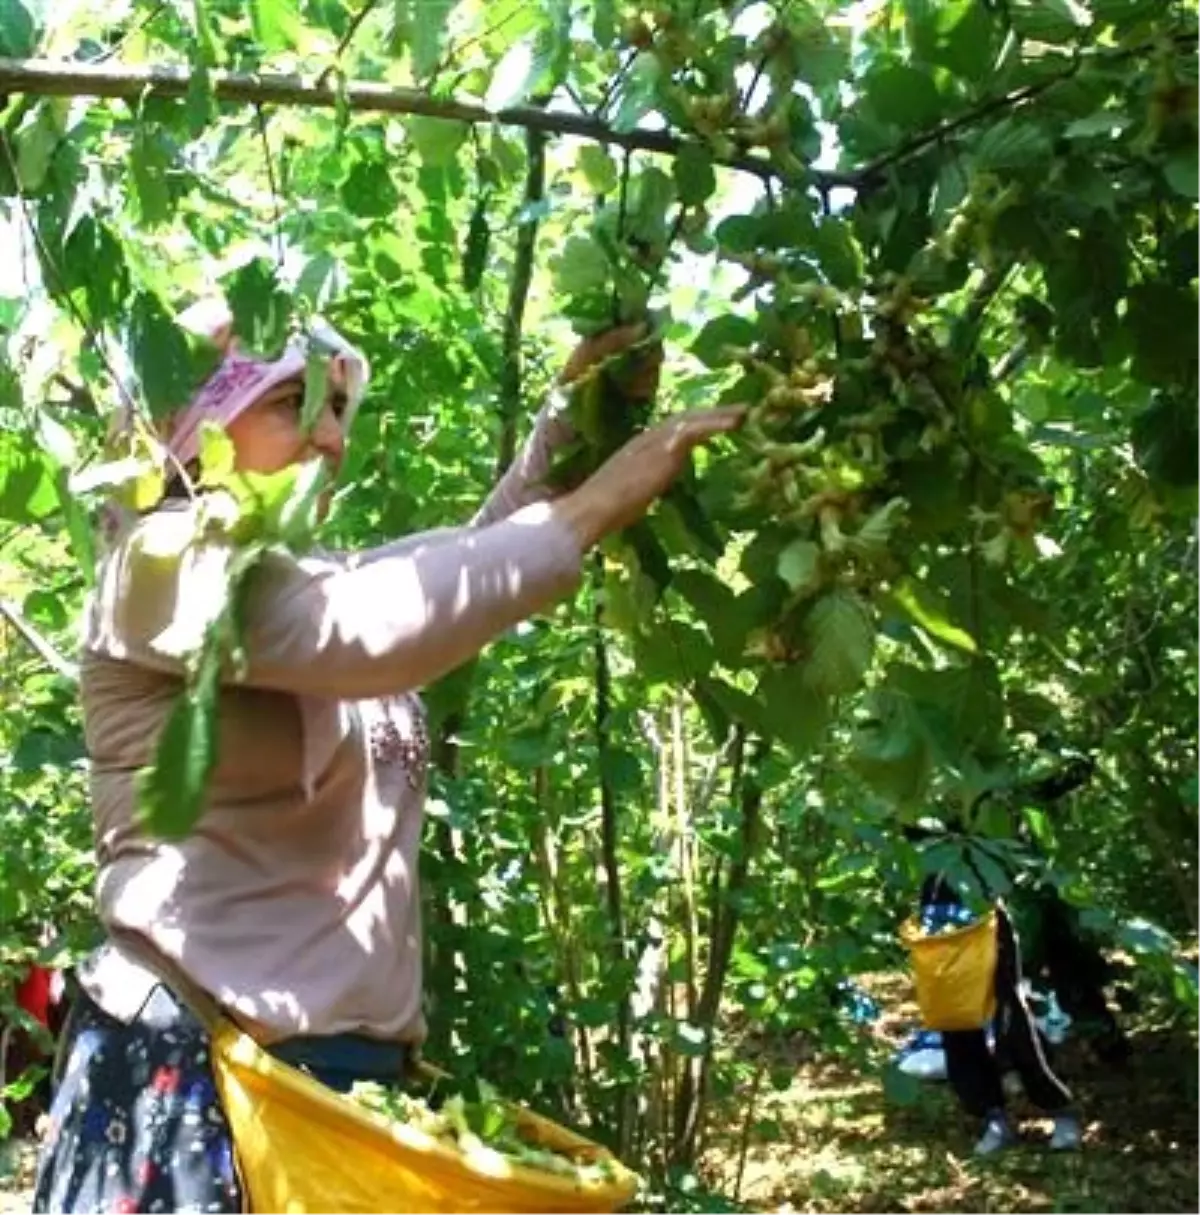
[0,0,1196,1206]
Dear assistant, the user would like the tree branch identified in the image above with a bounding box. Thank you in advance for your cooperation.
[0,598,79,682]
[315,0,380,88]
[858,75,1073,187]
[991,338,1030,384]
[4,33,1192,198]
[0,56,832,184]
[854,30,1199,186]
[496,123,546,478]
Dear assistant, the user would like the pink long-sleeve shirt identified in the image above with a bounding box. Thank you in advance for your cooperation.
[78,392,580,1044]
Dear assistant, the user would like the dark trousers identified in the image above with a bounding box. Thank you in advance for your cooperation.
[944,903,1072,1118]
[1033,891,1131,1064]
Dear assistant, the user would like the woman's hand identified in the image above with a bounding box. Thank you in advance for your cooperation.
[560,324,664,402]
[554,406,746,550]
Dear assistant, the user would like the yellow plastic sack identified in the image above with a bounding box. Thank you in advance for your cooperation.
[209,1019,639,1214]
[899,908,999,1032]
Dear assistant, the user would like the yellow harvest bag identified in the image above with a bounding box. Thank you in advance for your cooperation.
[209,1019,640,1214]
[114,935,638,1214]
[899,908,999,1032]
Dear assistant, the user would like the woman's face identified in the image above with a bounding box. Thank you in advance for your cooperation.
[224,366,348,479]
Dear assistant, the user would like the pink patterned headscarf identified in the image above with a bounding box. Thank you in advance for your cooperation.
[165,298,370,468]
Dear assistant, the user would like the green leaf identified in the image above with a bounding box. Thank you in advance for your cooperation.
[802,589,875,697]
[1117,916,1178,957]
[888,577,977,653]
[811,220,863,289]
[852,692,933,808]
[758,669,832,754]
[341,158,400,217]
[62,218,129,326]
[593,0,615,46]
[937,1,994,82]
[411,0,453,78]
[672,569,752,665]
[407,116,468,167]
[0,0,36,56]
[630,166,676,245]
[1131,392,1198,488]
[550,235,611,297]
[225,258,291,357]
[1059,159,1116,217]
[296,253,336,307]
[789,18,848,91]
[1007,0,1086,44]
[612,54,661,132]
[131,124,173,227]
[625,519,672,594]
[690,315,757,367]
[1164,146,1198,201]
[673,143,716,207]
[54,465,98,585]
[249,0,300,50]
[13,726,86,770]
[661,480,723,559]
[865,64,942,128]
[227,460,326,547]
[129,292,212,419]
[300,349,330,433]
[850,498,907,557]
[0,436,56,524]
[192,0,218,62]
[461,188,491,291]
[633,619,714,684]
[485,39,539,111]
[1064,111,1130,140]
[776,539,821,595]
[973,120,1051,172]
[1090,0,1172,23]
[198,423,237,485]
[186,0,219,133]
[1125,283,1198,388]
[13,102,63,193]
[577,145,618,195]
[274,457,329,545]
[890,660,1004,759]
[136,662,220,840]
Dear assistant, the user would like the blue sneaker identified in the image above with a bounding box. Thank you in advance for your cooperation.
[1049,1114,1082,1151]
[974,1114,1019,1157]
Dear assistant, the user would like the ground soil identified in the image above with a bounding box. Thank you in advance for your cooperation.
[2,972,1195,1213]
[699,972,1199,1213]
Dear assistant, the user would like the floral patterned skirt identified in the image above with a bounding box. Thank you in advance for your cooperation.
[33,988,243,1214]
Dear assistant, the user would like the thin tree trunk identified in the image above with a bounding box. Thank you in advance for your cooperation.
[672,695,699,1020]
[673,731,766,1167]
[496,125,545,477]
[592,554,632,1151]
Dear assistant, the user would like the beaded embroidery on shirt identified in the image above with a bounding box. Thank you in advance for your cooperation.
[368,695,429,788]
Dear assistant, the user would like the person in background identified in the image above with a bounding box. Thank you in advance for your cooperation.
[919,875,1082,1156]
[1,930,70,1139]
[907,753,1128,1156]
